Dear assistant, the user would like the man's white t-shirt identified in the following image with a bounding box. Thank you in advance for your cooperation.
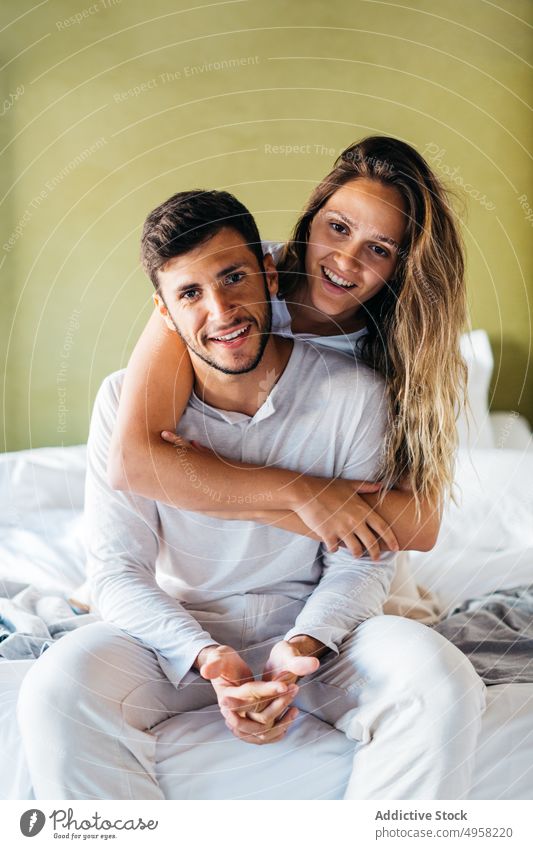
[87,340,395,686]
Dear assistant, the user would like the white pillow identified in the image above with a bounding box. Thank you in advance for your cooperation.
[411,448,533,611]
[444,449,533,551]
[0,509,86,594]
[0,445,86,516]
[457,330,495,450]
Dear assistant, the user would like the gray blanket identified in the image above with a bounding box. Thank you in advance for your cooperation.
[434,585,533,685]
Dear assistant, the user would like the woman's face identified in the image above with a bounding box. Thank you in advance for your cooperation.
[304,177,407,320]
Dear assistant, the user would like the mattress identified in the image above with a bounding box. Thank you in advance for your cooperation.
[1,443,532,800]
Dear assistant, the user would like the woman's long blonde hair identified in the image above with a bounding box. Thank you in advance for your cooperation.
[278,136,467,510]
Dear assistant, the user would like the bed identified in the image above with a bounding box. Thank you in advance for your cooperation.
[1,333,532,800]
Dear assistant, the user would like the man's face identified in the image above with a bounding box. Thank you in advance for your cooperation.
[155,228,278,375]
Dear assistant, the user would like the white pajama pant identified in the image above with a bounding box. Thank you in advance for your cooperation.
[17,595,486,800]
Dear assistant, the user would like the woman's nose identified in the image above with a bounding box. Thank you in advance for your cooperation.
[333,243,364,274]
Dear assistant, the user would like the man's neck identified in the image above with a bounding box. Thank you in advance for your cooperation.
[192,335,294,417]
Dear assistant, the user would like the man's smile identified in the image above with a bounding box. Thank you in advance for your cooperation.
[207,321,253,347]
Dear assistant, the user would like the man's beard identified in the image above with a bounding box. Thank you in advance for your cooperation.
[163,277,273,375]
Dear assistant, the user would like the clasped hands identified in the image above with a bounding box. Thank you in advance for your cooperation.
[195,638,322,745]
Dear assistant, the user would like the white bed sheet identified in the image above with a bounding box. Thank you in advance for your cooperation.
[1,443,532,800]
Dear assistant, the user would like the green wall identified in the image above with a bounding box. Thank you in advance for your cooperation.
[1,0,532,451]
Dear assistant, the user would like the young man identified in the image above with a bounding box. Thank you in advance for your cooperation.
[18,190,485,800]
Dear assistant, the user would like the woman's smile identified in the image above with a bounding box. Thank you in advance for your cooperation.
[321,264,359,292]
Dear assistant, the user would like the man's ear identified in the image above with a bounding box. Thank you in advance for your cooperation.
[152,292,177,332]
[262,253,279,299]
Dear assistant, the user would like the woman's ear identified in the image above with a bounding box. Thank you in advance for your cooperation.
[152,292,176,332]
[262,253,279,298]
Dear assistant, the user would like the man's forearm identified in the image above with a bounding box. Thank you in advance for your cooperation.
[285,551,396,653]
[91,564,216,685]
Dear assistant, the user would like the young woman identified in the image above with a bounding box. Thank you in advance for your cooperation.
[107,136,467,564]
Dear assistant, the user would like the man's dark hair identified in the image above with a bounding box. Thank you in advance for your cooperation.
[140,189,265,288]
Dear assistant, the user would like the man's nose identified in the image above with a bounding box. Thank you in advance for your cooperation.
[206,285,236,320]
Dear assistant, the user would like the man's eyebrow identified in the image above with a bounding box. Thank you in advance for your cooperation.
[175,279,201,293]
[214,261,250,279]
[174,261,251,293]
[326,209,400,250]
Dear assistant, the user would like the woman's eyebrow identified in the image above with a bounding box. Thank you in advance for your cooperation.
[325,209,400,250]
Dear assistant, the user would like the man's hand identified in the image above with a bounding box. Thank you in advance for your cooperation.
[194,644,299,745]
[263,637,323,684]
[246,636,324,726]
[195,643,251,684]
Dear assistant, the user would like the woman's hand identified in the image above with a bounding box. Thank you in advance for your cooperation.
[289,476,399,560]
